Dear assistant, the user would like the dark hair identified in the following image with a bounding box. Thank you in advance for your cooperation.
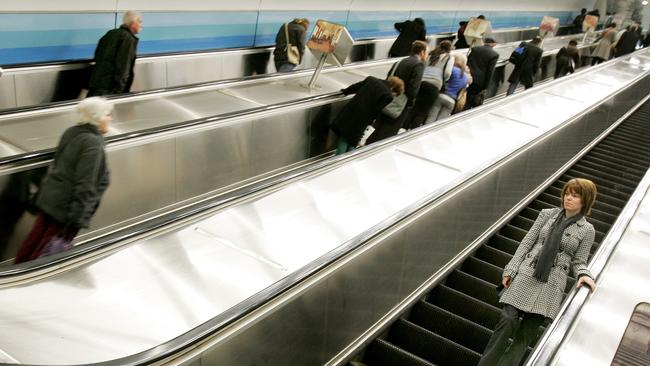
[477,15,486,20]
[608,22,617,29]
[411,40,428,55]
[568,40,578,46]
[531,36,542,44]
[414,18,425,26]
[581,8,587,13]
[428,40,452,65]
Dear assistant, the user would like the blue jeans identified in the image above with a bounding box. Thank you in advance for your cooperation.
[276,63,296,73]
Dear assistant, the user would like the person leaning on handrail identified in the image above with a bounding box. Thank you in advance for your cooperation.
[273,18,310,73]
[477,178,598,366]
[88,11,142,97]
[14,98,113,263]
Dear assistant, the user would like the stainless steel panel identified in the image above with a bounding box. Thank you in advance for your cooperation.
[89,139,178,232]
[250,109,311,176]
[0,75,16,109]
[131,60,167,91]
[174,120,254,201]
[0,53,648,364]
[14,70,64,107]
[165,54,224,88]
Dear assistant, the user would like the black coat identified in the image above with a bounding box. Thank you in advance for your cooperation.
[508,42,543,88]
[555,46,580,78]
[615,30,640,57]
[273,21,307,64]
[389,20,427,57]
[388,55,424,104]
[88,25,139,94]
[36,124,110,228]
[331,77,393,146]
[467,45,499,90]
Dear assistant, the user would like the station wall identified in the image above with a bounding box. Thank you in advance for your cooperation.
[0,0,596,65]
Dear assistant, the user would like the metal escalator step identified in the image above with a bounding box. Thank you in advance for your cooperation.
[558,175,631,202]
[409,301,492,354]
[428,285,501,330]
[499,224,527,243]
[488,235,519,255]
[537,192,617,224]
[461,257,503,285]
[571,163,640,190]
[510,215,534,231]
[388,319,481,366]
[591,146,649,168]
[581,154,646,178]
[363,338,436,366]
[475,245,512,268]
[598,141,650,163]
[445,270,500,308]
[548,183,628,210]
[604,135,650,155]
[519,207,540,221]
[530,199,555,212]
[565,168,636,194]
[587,150,648,173]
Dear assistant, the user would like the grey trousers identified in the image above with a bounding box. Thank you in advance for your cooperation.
[477,304,548,366]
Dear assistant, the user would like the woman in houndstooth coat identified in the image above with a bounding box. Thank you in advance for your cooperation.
[478,178,598,366]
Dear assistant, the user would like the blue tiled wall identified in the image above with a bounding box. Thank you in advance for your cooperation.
[0,10,576,66]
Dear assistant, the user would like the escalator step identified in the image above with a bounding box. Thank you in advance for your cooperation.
[388,319,481,366]
[591,146,648,168]
[499,225,527,243]
[363,338,436,366]
[475,245,512,268]
[488,235,519,255]
[409,301,492,354]
[558,175,631,202]
[461,256,503,285]
[519,207,540,221]
[428,285,501,330]
[510,215,534,232]
[445,270,500,308]
[580,154,645,179]
[565,168,635,194]
[587,150,648,173]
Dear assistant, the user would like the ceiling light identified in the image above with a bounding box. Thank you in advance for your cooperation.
[643,0,648,5]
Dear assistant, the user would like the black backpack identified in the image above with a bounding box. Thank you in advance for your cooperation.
[508,43,527,66]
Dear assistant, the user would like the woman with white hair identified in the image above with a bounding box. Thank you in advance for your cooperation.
[425,53,473,124]
[15,97,113,263]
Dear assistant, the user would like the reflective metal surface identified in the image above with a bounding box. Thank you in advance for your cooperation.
[0,49,648,365]
[0,26,574,111]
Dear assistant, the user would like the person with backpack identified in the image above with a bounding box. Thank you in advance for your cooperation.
[506,37,543,96]
[273,18,310,72]
[402,40,454,130]
[388,18,427,57]
[14,97,113,263]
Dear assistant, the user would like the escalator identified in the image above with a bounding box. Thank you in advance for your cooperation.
[353,94,650,366]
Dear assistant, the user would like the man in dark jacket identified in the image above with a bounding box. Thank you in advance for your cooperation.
[389,18,427,57]
[273,18,309,72]
[366,40,427,144]
[330,76,403,154]
[615,24,640,57]
[507,37,543,96]
[88,11,142,96]
[455,21,469,49]
[555,40,580,78]
[465,37,498,109]
[572,8,587,34]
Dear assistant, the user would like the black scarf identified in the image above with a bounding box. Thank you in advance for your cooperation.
[533,210,583,282]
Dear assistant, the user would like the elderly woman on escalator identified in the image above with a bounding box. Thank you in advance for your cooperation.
[14,97,112,263]
[477,178,598,366]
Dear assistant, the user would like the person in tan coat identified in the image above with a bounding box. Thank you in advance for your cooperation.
[591,23,617,65]
[477,178,598,366]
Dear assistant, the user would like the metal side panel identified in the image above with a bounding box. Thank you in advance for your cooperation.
[0,75,16,109]
[191,73,650,366]
[130,60,167,91]
[165,54,225,88]
[174,119,254,202]
[90,139,178,231]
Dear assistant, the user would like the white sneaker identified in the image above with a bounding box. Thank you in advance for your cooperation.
[398,128,406,134]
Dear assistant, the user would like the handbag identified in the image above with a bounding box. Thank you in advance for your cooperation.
[38,235,74,258]
[452,88,467,114]
[382,61,408,118]
[284,23,301,65]
[382,94,408,119]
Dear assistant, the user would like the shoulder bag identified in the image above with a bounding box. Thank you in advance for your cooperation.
[284,23,301,65]
[382,61,408,119]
